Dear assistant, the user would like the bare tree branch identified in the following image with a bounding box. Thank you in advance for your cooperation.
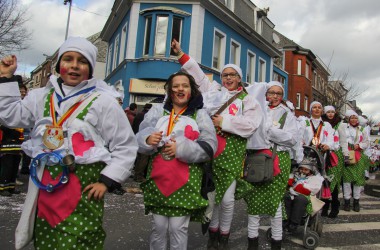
[0,0,31,56]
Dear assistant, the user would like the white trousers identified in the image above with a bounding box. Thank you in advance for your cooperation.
[150,214,190,250]
[343,183,362,200]
[248,203,283,241]
[209,180,236,234]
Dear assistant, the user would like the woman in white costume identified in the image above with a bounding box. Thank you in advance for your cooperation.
[321,105,349,218]
[171,39,261,250]
[343,110,370,212]
[243,81,298,250]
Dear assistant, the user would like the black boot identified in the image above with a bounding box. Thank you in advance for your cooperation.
[353,199,360,212]
[219,233,230,250]
[247,237,259,250]
[271,238,282,250]
[328,199,340,218]
[321,199,330,217]
[344,199,351,211]
[207,230,219,250]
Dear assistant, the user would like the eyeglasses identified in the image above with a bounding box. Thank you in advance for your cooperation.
[267,91,283,97]
[221,73,239,79]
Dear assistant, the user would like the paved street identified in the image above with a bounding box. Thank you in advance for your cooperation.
[2,174,380,249]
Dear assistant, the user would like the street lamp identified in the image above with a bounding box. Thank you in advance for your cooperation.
[63,0,73,40]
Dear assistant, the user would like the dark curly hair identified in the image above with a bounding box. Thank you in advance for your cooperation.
[164,71,201,107]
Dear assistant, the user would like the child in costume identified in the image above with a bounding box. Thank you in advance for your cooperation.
[0,37,138,249]
[171,39,261,250]
[136,71,217,249]
[284,157,324,233]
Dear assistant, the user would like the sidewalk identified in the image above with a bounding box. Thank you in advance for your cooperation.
[364,171,380,197]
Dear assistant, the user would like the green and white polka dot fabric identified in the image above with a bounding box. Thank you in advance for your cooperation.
[243,151,291,216]
[34,163,106,250]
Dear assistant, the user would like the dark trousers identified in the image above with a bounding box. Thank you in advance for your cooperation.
[284,192,309,225]
[0,154,21,190]
[20,151,31,173]
[134,152,149,179]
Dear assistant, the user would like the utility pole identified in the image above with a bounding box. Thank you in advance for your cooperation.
[64,0,73,40]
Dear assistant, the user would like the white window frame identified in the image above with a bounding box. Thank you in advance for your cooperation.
[258,57,266,82]
[225,0,235,11]
[297,59,302,75]
[304,96,308,111]
[154,15,169,56]
[113,35,120,70]
[296,93,301,109]
[305,63,310,79]
[212,28,226,71]
[246,50,256,84]
[229,39,241,66]
[106,44,113,75]
[119,23,128,63]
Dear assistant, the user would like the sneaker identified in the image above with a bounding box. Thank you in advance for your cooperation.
[16,180,24,186]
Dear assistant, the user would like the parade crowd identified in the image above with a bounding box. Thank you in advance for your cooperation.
[0,37,379,250]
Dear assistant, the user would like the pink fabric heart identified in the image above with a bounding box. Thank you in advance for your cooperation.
[184,125,199,141]
[229,103,238,115]
[72,132,95,156]
[334,135,339,142]
[359,135,363,143]
[214,134,227,158]
[355,150,361,162]
[324,130,328,137]
[37,169,81,228]
[257,149,281,176]
[151,155,189,197]
[329,152,339,167]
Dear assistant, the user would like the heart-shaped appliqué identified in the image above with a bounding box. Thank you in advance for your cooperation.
[184,125,199,141]
[229,103,238,116]
[37,169,81,228]
[72,132,95,156]
[150,154,189,197]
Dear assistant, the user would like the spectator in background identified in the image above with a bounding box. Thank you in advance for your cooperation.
[132,103,152,182]
[0,78,25,196]
[125,103,137,125]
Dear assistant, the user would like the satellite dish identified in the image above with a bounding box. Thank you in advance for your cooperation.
[273,33,280,44]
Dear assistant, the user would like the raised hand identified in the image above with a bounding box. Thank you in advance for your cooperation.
[0,55,17,78]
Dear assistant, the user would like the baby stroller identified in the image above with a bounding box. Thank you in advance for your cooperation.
[266,145,325,249]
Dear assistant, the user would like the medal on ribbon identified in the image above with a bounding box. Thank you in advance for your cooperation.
[43,92,84,150]
[161,106,187,161]
[310,120,323,147]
